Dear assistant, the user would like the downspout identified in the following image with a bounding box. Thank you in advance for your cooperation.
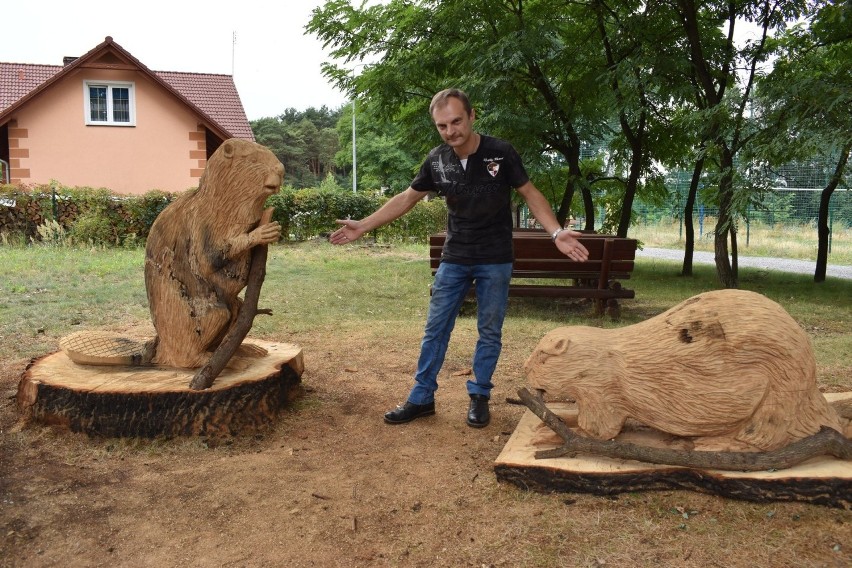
[0,159,9,184]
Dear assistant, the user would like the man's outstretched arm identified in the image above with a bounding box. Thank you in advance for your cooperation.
[329,187,425,245]
[516,181,589,261]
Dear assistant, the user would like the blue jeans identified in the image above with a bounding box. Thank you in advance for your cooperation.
[407,262,513,405]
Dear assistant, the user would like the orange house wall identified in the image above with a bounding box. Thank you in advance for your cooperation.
[11,68,206,195]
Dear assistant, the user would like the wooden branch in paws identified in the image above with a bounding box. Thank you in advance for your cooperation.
[190,207,274,390]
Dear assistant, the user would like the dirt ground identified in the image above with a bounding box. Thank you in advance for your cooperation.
[1,323,850,568]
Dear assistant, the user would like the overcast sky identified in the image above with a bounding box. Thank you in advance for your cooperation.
[3,0,350,120]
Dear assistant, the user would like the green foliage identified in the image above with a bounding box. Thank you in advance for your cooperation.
[308,0,844,285]
[378,196,448,243]
[70,209,115,246]
[266,187,446,242]
[318,172,345,193]
[251,106,343,189]
[336,100,421,194]
[121,190,174,239]
[0,184,176,246]
[34,219,70,247]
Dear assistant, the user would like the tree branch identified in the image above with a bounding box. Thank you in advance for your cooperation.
[517,387,852,472]
[190,208,274,390]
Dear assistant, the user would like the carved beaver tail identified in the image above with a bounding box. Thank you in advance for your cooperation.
[59,331,157,366]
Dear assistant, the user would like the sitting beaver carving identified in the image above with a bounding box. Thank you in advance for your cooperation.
[524,289,842,452]
[144,139,282,367]
[60,139,282,368]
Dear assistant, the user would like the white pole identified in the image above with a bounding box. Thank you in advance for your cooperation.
[352,98,357,193]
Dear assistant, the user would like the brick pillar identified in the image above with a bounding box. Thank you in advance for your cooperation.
[189,125,206,179]
[7,120,30,184]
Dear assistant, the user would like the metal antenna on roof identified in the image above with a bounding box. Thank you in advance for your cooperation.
[232,31,237,77]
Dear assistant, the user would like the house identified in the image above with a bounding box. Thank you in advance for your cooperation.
[0,36,254,195]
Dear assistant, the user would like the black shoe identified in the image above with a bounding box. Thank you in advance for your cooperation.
[467,394,490,428]
[384,401,435,424]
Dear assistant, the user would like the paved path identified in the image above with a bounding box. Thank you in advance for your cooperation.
[637,247,852,280]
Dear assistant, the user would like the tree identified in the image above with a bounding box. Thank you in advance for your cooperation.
[753,1,852,282]
[308,0,610,228]
[335,101,420,194]
[670,0,820,288]
[588,1,685,237]
[251,107,342,188]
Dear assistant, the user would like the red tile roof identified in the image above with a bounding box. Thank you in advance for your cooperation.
[0,40,253,141]
[0,63,59,111]
[156,71,254,140]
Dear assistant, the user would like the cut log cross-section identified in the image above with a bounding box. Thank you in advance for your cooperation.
[495,392,852,508]
[500,289,852,507]
[17,341,303,437]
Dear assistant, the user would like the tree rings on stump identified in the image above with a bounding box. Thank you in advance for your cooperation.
[17,340,303,437]
[495,394,852,508]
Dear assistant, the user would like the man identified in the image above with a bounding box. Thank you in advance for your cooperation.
[330,88,589,428]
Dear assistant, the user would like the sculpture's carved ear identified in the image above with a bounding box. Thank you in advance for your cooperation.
[543,336,571,356]
[222,140,235,159]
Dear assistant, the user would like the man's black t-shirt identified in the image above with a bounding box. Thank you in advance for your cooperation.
[411,135,529,264]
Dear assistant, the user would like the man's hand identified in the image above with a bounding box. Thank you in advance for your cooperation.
[329,219,366,245]
[555,229,589,261]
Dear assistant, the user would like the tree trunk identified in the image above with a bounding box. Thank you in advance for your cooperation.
[616,150,642,238]
[556,178,576,228]
[681,155,705,277]
[714,150,737,288]
[17,340,304,437]
[815,143,850,282]
[581,184,595,232]
[555,136,586,228]
[730,219,738,282]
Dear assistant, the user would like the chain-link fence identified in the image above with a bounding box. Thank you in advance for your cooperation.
[634,188,852,252]
[519,186,851,261]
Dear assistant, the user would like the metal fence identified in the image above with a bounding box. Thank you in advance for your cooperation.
[519,187,851,254]
[634,188,852,250]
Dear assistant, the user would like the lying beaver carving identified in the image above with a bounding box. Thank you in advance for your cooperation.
[523,289,842,452]
[60,139,283,368]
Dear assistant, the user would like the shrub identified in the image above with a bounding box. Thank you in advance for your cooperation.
[266,187,447,242]
[34,219,71,247]
[70,210,115,245]
[1,183,447,248]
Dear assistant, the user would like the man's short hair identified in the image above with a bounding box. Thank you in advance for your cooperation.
[429,88,473,117]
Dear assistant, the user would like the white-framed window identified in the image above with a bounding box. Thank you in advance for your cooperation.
[84,81,136,126]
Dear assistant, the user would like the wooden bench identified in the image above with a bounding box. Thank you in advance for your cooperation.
[429,229,638,316]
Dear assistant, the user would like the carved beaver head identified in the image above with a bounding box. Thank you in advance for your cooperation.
[198,139,284,214]
[524,330,574,398]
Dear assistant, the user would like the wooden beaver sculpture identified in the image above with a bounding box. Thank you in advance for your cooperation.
[523,289,842,452]
[60,139,283,368]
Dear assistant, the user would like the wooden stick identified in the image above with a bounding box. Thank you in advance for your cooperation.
[517,387,852,472]
[190,208,274,390]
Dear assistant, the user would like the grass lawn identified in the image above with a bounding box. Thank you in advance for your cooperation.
[1,241,850,567]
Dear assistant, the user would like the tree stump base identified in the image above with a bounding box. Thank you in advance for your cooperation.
[17,340,304,437]
[495,393,852,509]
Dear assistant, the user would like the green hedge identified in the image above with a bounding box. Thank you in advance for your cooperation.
[267,187,447,243]
[0,184,176,246]
[0,184,447,247]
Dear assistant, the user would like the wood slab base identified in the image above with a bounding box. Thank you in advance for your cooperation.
[17,340,304,437]
[495,393,852,509]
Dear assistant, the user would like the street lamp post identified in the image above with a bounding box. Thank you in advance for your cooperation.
[352,97,357,193]
[349,63,367,194]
